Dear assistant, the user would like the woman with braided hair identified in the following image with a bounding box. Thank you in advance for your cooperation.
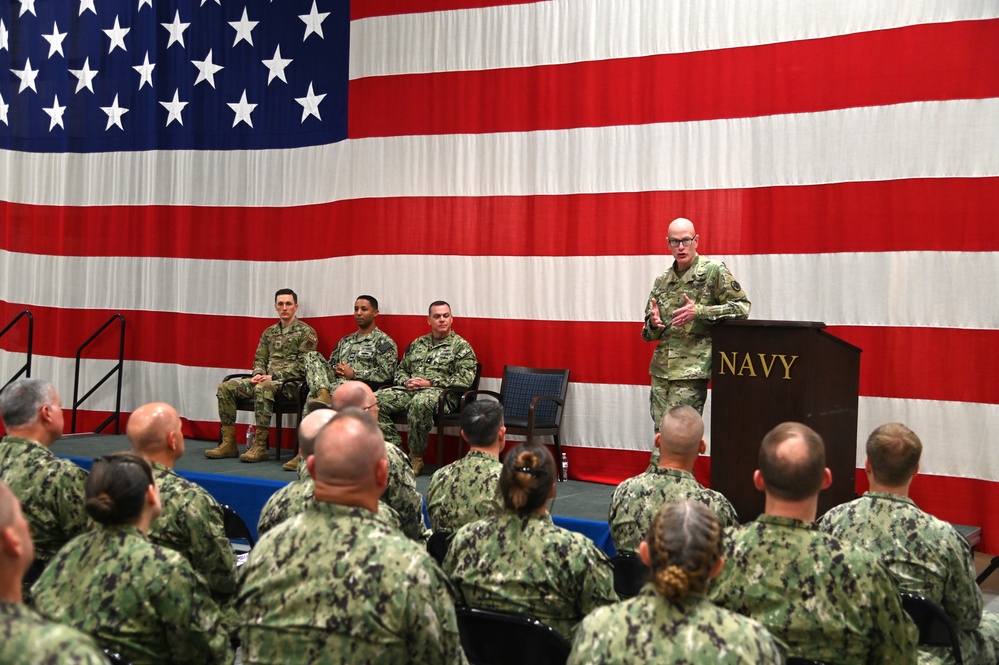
[568,501,782,663]
[443,442,618,641]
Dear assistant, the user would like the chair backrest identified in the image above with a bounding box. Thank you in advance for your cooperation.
[222,504,256,552]
[455,606,571,665]
[102,647,132,665]
[499,366,570,424]
[609,552,649,599]
[900,592,963,663]
[427,531,452,566]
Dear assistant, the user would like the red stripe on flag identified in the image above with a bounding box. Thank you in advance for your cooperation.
[349,19,999,137]
[3,302,997,405]
[351,0,545,21]
[4,178,999,259]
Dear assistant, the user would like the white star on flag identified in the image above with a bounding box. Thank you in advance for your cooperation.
[69,57,99,94]
[79,0,97,16]
[42,22,68,59]
[229,8,258,47]
[19,0,37,18]
[0,19,8,51]
[11,58,39,94]
[192,49,224,88]
[161,10,190,49]
[0,91,8,126]
[262,45,292,84]
[104,16,129,54]
[43,94,66,130]
[299,1,329,41]
[133,52,155,89]
[295,82,326,122]
[101,94,129,130]
[160,89,188,127]
[138,0,153,8]
[228,90,257,128]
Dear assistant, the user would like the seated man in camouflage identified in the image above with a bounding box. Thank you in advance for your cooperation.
[709,422,917,663]
[609,405,738,553]
[291,295,398,471]
[206,288,318,463]
[426,400,505,534]
[375,301,477,475]
[819,423,999,664]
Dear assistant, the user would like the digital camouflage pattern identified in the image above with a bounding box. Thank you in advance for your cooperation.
[376,331,477,456]
[383,440,429,541]
[32,524,233,665]
[444,511,618,641]
[147,462,236,601]
[709,514,918,664]
[217,318,318,427]
[568,587,783,664]
[426,450,503,533]
[237,501,467,665]
[0,435,89,564]
[0,601,108,665]
[642,255,749,431]
[608,467,739,553]
[818,492,999,665]
[303,328,398,400]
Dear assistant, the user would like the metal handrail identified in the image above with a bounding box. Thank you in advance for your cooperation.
[71,314,126,434]
[0,310,33,394]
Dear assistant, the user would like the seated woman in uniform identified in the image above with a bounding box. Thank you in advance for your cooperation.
[32,452,233,665]
[443,441,618,641]
[568,501,782,663]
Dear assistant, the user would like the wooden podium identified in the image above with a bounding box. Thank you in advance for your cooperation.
[709,320,862,522]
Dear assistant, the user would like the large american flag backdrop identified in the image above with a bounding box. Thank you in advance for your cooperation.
[2,1,998,547]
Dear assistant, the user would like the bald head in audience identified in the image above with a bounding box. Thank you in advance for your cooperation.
[755,421,831,521]
[331,381,379,417]
[0,481,34,601]
[298,408,336,462]
[127,402,185,468]
[308,408,388,513]
[656,405,706,471]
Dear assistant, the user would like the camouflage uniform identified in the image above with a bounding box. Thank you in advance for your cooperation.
[148,462,236,602]
[375,331,477,456]
[0,601,108,665]
[444,511,619,641]
[0,435,89,564]
[608,467,739,553]
[642,255,749,440]
[709,514,918,663]
[303,328,398,400]
[818,491,999,665]
[383,439,429,541]
[236,501,468,664]
[426,450,503,533]
[568,586,783,664]
[217,318,318,428]
[32,524,233,665]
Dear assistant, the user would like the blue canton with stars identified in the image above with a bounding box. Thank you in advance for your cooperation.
[0,0,349,152]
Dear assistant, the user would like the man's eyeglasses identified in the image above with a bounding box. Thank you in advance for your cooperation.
[668,236,696,248]
[362,402,377,411]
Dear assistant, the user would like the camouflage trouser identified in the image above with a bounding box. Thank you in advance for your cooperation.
[217,378,280,428]
[648,376,708,470]
[303,351,339,402]
[961,609,999,665]
[375,386,455,456]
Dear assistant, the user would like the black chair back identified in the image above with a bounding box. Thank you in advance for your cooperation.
[222,504,256,554]
[455,606,570,665]
[427,531,452,566]
[609,552,649,599]
[900,592,963,663]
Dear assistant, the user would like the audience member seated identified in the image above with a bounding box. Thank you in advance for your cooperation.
[709,422,917,663]
[258,407,404,536]
[426,400,505,533]
[32,452,233,665]
[444,441,618,641]
[0,480,107,664]
[0,379,88,578]
[333,381,427,542]
[609,405,738,553]
[375,300,478,475]
[127,402,236,606]
[236,408,467,663]
[569,500,781,663]
[818,422,999,664]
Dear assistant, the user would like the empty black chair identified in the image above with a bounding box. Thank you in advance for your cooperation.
[427,531,453,566]
[900,592,963,664]
[222,504,256,555]
[455,606,570,665]
[609,552,649,599]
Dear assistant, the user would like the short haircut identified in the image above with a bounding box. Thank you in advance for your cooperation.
[428,300,450,315]
[0,378,54,429]
[86,452,155,525]
[499,442,555,515]
[297,408,336,458]
[313,408,386,485]
[659,405,704,457]
[758,422,826,501]
[274,288,298,304]
[356,295,378,310]
[461,401,504,448]
[866,423,922,486]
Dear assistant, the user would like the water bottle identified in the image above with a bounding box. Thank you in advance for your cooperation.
[560,452,569,482]
[245,425,255,451]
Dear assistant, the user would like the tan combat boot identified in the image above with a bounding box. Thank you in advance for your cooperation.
[282,453,301,472]
[304,388,332,415]
[205,425,239,459]
[240,426,270,463]
[410,452,424,476]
